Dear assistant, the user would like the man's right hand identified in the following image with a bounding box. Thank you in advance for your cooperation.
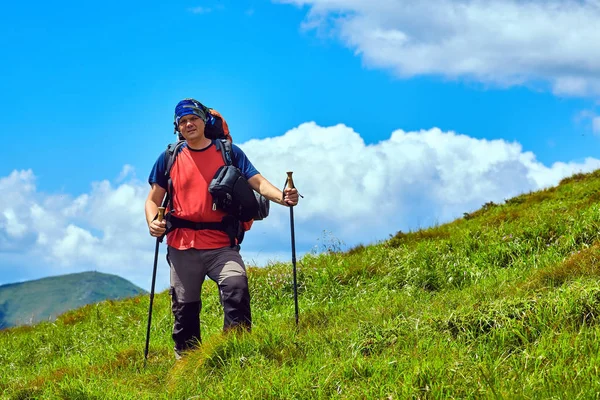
[149,219,167,237]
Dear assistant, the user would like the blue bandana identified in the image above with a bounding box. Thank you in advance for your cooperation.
[174,98,208,127]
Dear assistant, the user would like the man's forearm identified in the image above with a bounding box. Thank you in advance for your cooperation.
[258,181,286,205]
[248,174,286,206]
[145,184,167,226]
[145,199,159,226]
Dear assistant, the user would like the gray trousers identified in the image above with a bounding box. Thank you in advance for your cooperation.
[167,245,251,352]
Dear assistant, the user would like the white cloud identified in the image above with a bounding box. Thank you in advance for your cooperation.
[189,7,212,14]
[0,170,158,289]
[3,209,27,238]
[576,110,600,135]
[275,0,600,97]
[116,164,135,183]
[52,225,100,262]
[2,122,599,290]
[593,117,600,135]
[242,122,600,240]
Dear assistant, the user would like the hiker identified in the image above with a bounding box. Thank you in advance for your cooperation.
[144,98,299,357]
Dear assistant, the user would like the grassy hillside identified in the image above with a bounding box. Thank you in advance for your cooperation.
[3,170,600,399]
[0,271,146,329]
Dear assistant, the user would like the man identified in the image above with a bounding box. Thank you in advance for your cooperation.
[145,98,299,357]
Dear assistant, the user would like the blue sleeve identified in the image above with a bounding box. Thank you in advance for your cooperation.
[232,144,259,180]
[148,151,169,189]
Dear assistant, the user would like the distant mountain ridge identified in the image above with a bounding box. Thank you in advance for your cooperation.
[0,271,146,329]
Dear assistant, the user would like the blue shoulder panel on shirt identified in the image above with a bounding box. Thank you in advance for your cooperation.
[231,143,259,180]
[148,150,169,189]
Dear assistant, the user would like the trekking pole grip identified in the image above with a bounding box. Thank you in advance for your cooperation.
[286,171,295,189]
[157,207,165,222]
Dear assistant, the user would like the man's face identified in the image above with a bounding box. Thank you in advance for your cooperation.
[178,114,206,141]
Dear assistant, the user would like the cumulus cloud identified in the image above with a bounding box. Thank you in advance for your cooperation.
[243,122,600,240]
[0,169,158,288]
[2,123,600,290]
[275,0,600,97]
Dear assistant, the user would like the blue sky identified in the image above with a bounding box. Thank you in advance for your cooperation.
[2,0,600,291]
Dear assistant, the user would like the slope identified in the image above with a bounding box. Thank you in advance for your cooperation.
[2,170,600,399]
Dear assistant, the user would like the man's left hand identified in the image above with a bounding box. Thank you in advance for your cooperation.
[283,188,299,206]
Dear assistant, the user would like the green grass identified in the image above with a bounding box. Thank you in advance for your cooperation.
[4,169,600,399]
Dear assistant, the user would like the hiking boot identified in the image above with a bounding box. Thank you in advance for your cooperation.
[174,347,183,360]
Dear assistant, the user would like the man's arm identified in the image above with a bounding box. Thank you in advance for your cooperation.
[145,184,167,237]
[248,174,299,206]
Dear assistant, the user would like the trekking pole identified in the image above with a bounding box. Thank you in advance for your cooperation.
[144,206,165,367]
[286,172,299,328]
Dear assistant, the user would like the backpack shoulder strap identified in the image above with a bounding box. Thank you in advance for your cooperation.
[215,138,234,166]
[165,140,187,176]
[162,140,187,208]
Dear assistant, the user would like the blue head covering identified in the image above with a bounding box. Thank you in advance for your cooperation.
[174,98,208,128]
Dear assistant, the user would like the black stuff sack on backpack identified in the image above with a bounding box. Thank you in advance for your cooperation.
[253,191,270,221]
[209,165,267,223]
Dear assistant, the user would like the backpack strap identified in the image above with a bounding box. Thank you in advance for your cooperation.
[214,139,247,245]
[166,140,187,174]
[165,214,239,247]
[215,138,234,166]
[163,140,187,209]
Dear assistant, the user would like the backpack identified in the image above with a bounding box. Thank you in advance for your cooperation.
[162,108,269,246]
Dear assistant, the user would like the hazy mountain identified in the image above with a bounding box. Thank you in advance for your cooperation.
[0,271,146,329]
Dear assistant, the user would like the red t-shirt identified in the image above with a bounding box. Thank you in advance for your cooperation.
[167,144,231,249]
